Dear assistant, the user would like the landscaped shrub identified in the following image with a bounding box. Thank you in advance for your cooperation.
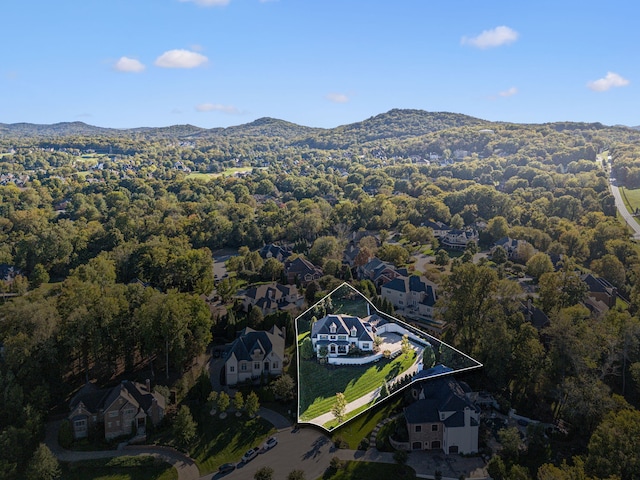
[333,435,348,449]
[358,438,370,450]
[329,456,344,471]
[58,420,74,449]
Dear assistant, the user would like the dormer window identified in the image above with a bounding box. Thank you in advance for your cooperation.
[329,323,337,333]
[350,326,357,337]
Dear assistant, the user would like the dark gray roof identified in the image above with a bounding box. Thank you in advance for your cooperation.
[69,382,110,413]
[405,377,479,425]
[225,326,284,363]
[311,314,374,343]
[405,399,440,423]
[70,380,164,415]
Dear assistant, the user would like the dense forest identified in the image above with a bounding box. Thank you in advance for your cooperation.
[1,109,640,479]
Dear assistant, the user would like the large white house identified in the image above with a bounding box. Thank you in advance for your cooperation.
[310,314,379,357]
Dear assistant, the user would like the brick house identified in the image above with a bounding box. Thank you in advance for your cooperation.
[405,377,480,454]
[68,380,165,441]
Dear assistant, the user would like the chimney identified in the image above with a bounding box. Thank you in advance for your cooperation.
[146,379,151,393]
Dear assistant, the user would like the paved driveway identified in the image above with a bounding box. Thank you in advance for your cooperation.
[204,426,333,480]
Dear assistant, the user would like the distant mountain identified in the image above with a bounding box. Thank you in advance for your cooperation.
[127,124,207,137]
[292,109,490,148]
[197,117,321,140]
[0,121,116,137]
[1,110,633,143]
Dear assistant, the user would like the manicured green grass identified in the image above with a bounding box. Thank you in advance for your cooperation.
[326,397,403,447]
[299,352,416,420]
[332,298,371,317]
[186,167,254,180]
[61,456,177,480]
[319,461,417,480]
[190,409,275,475]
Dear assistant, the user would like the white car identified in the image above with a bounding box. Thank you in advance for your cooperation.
[261,436,278,451]
[241,448,259,463]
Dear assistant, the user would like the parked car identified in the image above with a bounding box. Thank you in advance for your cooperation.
[241,448,259,463]
[218,463,236,474]
[261,436,278,451]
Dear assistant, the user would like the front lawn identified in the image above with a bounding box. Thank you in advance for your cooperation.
[319,461,417,480]
[190,409,275,475]
[330,396,403,449]
[61,456,177,480]
[299,351,416,421]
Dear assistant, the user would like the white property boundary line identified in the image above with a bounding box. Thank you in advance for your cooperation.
[294,282,483,431]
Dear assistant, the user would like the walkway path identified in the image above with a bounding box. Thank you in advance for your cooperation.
[306,346,423,428]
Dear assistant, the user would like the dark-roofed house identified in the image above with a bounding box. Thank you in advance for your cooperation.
[224,326,285,386]
[358,257,403,287]
[492,237,529,260]
[441,229,479,250]
[581,273,617,309]
[405,377,479,454]
[422,220,450,239]
[68,380,165,441]
[259,244,292,262]
[381,275,438,321]
[284,257,323,285]
[311,314,378,357]
[242,283,301,315]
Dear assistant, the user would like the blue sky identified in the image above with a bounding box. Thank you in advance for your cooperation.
[2,0,638,129]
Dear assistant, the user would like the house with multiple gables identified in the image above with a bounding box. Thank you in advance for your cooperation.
[441,228,479,250]
[581,273,619,309]
[68,380,165,441]
[242,283,302,315]
[422,220,450,239]
[224,326,285,386]
[492,237,532,260]
[259,244,292,262]
[284,257,323,285]
[381,275,438,321]
[311,313,380,357]
[405,376,480,454]
[358,257,407,288]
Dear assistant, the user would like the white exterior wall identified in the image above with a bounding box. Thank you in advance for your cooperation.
[442,407,479,454]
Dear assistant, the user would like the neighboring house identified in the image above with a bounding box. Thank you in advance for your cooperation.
[358,257,405,287]
[381,275,438,321]
[284,257,323,285]
[492,237,533,261]
[405,376,480,454]
[581,273,618,309]
[68,380,165,441]
[224,326,285,386]
[259,244,292,262]
[521,299,550,330]
[242,283,301,315]
[441,229,479,250]
[310,314,378,357]
[422,220,450,239]
[0,264,22,282]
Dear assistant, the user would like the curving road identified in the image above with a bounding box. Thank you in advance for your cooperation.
[608,176,640,239]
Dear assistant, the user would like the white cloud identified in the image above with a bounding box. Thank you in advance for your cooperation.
[113,57,145,73]
[587,72,630,92]
[499,87,518,97]
[325,92,349,103]
[196,103,241,114]
[179,0,230,6]
[461,26,519,49]
[155,49,209,68]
